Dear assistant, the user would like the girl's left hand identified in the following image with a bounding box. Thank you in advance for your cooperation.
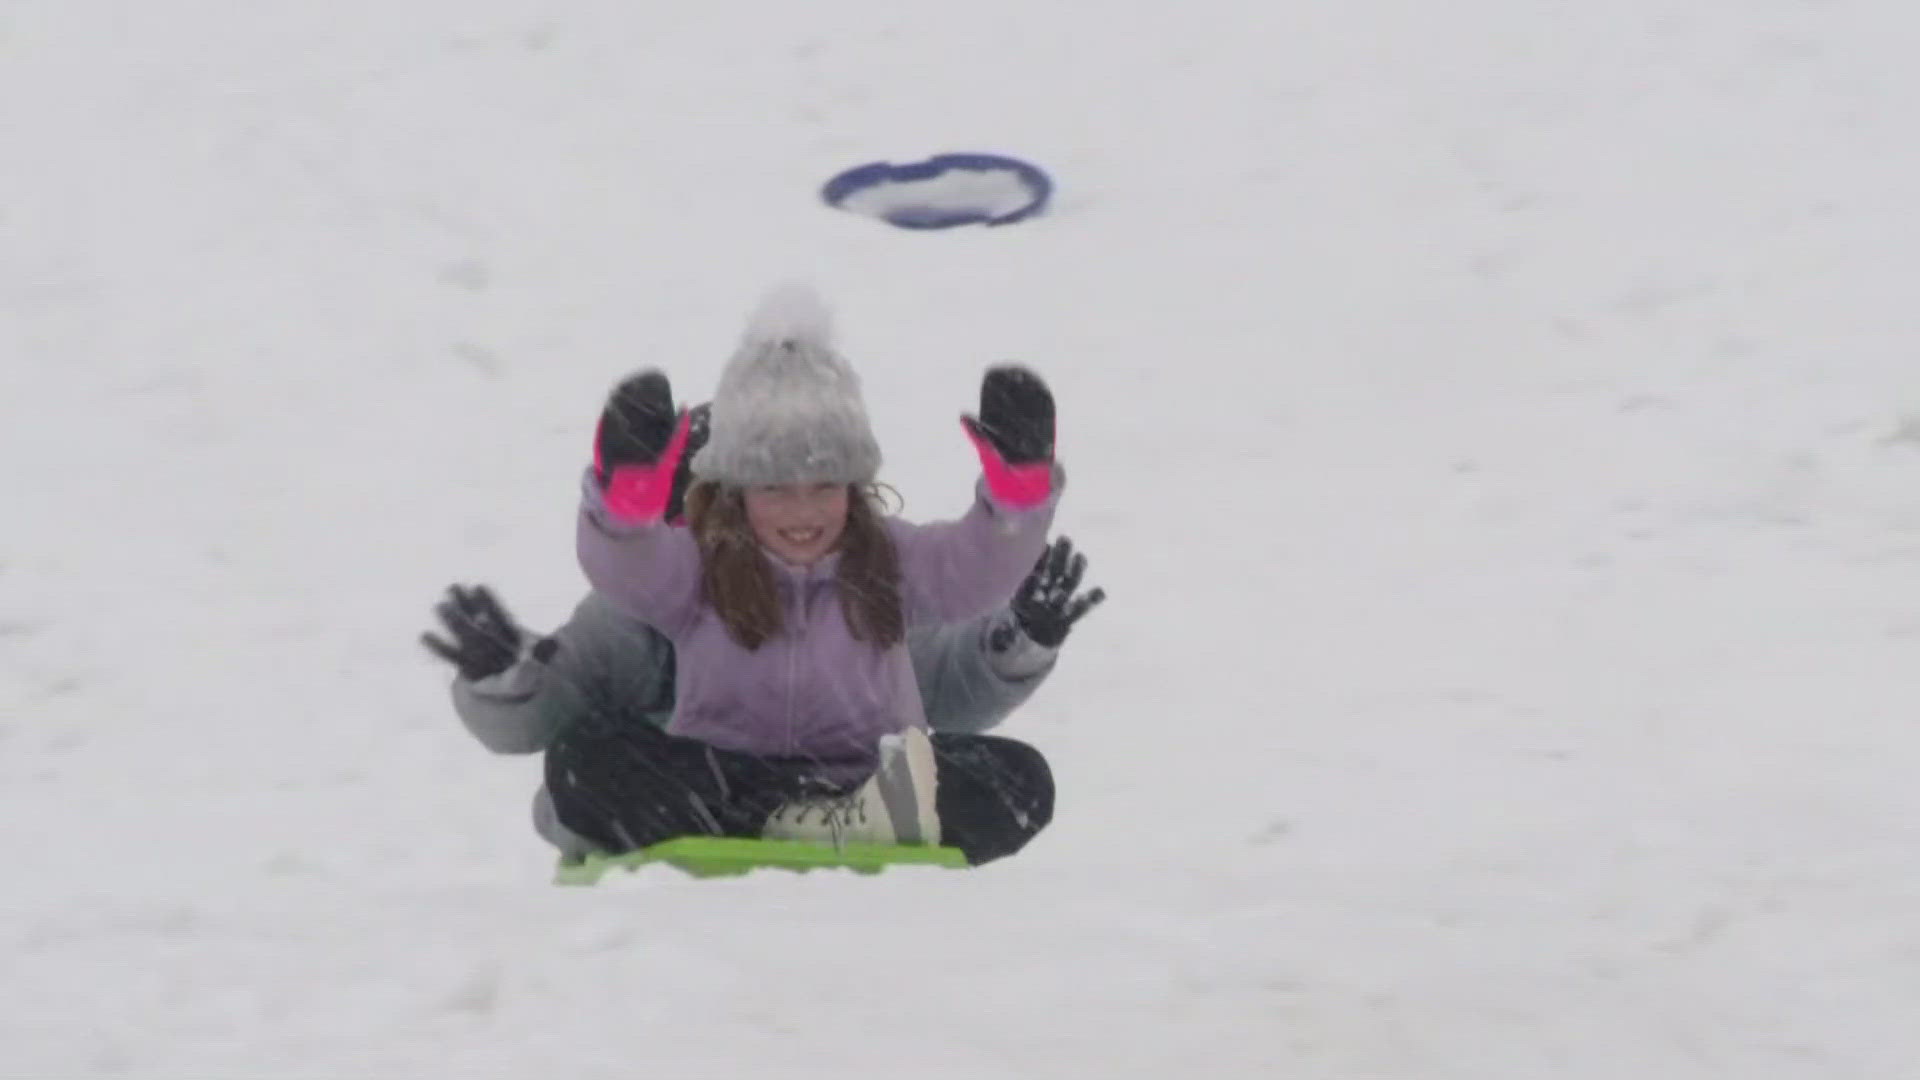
[963,365,1056,508]
[962,365,1054,465]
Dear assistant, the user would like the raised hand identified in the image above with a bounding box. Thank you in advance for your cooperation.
[593,370,692,523]
[962,365,1056,508]
[1007,537,1106,648]
[421,584,552,681]
[962,365,1054,465]
[594,370,685,483]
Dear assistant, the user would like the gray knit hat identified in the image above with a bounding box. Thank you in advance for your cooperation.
[689,284,883,487]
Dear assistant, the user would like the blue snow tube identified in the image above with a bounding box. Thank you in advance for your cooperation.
[821,153,1053,229]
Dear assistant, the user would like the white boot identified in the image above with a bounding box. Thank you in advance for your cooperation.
[763,727,941,848]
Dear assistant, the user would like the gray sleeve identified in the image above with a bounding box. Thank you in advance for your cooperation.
[451,643,570,754]
[450,593,676,754]
[909,608,1060,735]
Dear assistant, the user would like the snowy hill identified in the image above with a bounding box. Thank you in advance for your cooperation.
[5,2,1920,1075]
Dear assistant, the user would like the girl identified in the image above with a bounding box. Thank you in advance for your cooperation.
[557,286,1066,864]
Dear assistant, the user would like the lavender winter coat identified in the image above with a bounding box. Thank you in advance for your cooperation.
[577,472,1058,768]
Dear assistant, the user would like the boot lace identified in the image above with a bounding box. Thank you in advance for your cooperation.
[779,787,870,849]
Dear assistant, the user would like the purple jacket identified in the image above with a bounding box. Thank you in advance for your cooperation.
[577,472,1058,770]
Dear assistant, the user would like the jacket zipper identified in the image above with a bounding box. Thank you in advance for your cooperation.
[786,577,806,755]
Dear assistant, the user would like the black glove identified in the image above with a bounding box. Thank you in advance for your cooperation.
[666,401,713,523]
[420,585,555,681]
[594,370,683,486]
[963,365,1055,465]
[1001,537,1106,649]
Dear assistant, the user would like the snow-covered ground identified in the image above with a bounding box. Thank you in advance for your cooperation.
[6,1,1920,1075]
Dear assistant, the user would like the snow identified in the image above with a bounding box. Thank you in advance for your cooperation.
[6,0,1920,1075]
[832,161,1044,223]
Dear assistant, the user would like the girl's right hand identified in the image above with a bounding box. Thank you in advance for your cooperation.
[594,370,692,523]
[595,370,685,483]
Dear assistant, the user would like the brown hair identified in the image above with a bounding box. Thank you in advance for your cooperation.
[685,482,904,651]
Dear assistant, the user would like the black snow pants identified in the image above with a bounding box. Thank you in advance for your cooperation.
[544,722,1054,866]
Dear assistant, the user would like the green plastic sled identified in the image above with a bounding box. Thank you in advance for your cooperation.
[554,836,970,885]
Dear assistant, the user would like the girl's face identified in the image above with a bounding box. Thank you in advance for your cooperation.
[743,482,850,567]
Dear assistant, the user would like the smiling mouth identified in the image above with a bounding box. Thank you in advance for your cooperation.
[778,527,825,547]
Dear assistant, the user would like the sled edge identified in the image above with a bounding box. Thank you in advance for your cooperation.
[555,837,969,884]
